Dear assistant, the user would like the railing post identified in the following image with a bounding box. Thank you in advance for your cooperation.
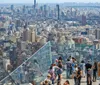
[49,41,52,64]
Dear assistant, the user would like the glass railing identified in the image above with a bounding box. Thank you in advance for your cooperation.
[1,40,99,85]
[0,41,52,85]
[50,41,98,63]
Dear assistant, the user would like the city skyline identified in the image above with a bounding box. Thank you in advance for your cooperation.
[0,0,100,4]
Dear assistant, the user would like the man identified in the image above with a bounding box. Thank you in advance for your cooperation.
[66,59,72,78]
[85,60,92,85]
[71,57,76,73]
[85,61,92,71]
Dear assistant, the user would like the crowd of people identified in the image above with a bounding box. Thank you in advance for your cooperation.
[40,57,69,85]
[40,56,98,85]
[66,57,98,85]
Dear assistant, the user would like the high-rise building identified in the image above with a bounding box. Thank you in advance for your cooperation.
[95,29,100,40]
[56,4,60,20]
[34,0,36,9]
[23,5,26,13]
[15,19,22,29]
[82,15,86,26]
[44,5,47,17]
[22,28,31,42]
[3,58,11,71]
[20,41,27,50]
[9,46,17,66]
[31,29,36,42]
[11,5,14,11]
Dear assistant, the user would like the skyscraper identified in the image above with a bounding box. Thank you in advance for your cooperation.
[44,5,47,17]
[82,15,86,26]
[56,4,60,20]
[95,29,100,40]
[34,0,36,9]
[31,29,36,42]
[11,5,14,11]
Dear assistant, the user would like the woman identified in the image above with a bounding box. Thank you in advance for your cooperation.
[48,66,56,84]
[75,67,82,85]
[57,64,63,85]
[93,62,98,82]
[87,74,92,85]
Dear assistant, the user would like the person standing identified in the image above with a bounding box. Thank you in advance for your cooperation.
[87,69,92,85]
[93,62,98,82]
[71,57,76,74]
[48,66,56,84]
[80,60,86,78]
[73,64,78,85]
[85,61,92,85]
[57,64,63,85]
[74,67,82,85]
[66,59,72,79]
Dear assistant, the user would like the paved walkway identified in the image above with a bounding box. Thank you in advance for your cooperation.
[55,72,100,85]
[59,78,99,85]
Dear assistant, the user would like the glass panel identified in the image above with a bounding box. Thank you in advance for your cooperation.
[0,42,52,85]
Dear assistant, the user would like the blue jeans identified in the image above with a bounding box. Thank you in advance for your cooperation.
[52,79,55,84]
[66,68,71,78]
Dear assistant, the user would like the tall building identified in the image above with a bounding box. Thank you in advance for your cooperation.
[95,29,100,40]
[31,29,36,42]
[15,19,22,29]
[34,0,36,9]
[9,46,17,66]
[56,4,60,20]
[11,5,14,11]
[3,58,11,71]
[22,28,31,42]
[20,41,27,50]
[23,5,26,13]
[44,5,47,17]
[82,15,86,26]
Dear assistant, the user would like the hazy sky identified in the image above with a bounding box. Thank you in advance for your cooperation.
[0,0,100,3]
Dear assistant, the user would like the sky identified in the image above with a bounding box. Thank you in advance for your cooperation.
[0,0,100,4]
